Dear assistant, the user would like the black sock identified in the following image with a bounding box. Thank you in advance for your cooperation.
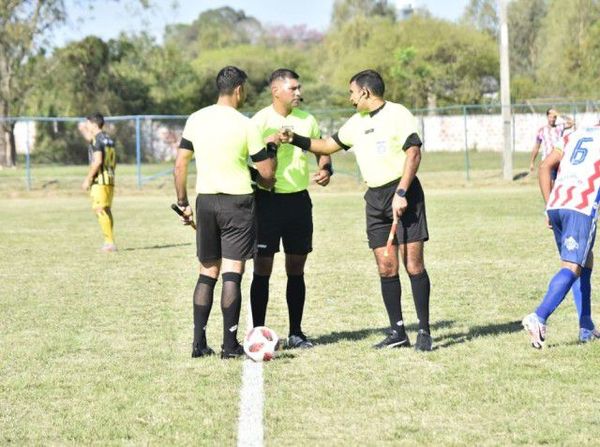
[221,272,242,350]
[380,275,406,337]
[410,270,431,333]
[286,274,306,336]
[250,273,270,327]
[193,274,217,348]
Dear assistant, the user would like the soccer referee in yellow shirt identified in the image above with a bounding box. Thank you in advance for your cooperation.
[282,69,432,351]
[250,68,332,349]
[174,66,276,359]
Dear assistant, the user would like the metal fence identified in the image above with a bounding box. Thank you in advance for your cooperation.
[3,100,598,190]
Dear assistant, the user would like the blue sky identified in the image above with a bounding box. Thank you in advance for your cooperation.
[54,0,470,47]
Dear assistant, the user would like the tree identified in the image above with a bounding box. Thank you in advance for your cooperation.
[461,0,498,37]
[330,0,396,28]
[0,0,148,167]
[0,1,64,166]
[164,7,263,58]
[535,0,600,98]
[508,0,547,77]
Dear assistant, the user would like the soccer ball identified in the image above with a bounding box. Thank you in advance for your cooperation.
[243,326,279,362]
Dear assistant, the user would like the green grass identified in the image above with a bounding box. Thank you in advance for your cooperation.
[2,161,600,445]
[0,151,533,193]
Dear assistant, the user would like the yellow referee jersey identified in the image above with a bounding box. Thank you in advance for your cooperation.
[251,106,321,193]
[337,102,419,187]
[182,104,265,194]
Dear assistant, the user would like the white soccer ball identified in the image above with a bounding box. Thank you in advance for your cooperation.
[243,326,279,362]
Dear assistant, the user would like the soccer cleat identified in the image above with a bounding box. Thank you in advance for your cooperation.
[220,343,245,359]
[287,333,314,349]
[373,330,411,349]
[579,327,600,343]
[100,243,117,253]
[191,344,215,358]
[414,329,433,352]
[522,313,547,349]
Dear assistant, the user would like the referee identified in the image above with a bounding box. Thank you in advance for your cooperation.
[174,66,276,359]
[282,69,432,351]
[250,68,332,349]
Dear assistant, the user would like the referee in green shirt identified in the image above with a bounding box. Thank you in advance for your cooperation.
[250,68,332,349]
[174,66,277,359]
[282,69,432,351]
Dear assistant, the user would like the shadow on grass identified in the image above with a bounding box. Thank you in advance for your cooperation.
[434,320,523,350]
[122,242,192,251]
[313,319,456,346]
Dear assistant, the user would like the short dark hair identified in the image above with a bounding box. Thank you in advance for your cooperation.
[350,70,385,97]
[216,66,248,95]
[86,112,104,128]
[546,108,557,116]
[269,68,300,85]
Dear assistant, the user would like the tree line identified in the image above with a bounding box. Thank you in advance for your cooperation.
[1,0,599,166]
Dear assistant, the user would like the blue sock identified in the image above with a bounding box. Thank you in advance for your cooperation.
[572,267,593,330]
[536,268,579,323]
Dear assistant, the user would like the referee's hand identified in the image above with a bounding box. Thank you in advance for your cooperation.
[178,205,194,226]
[392,194,408,219]
[313,168,330,186]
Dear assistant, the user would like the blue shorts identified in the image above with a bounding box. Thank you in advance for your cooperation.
[548,209,596,266]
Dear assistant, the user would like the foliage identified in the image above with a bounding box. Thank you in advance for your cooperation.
[164,6,263,58]
[6,0,600,165]
[535,0,600,98]
[330,0,396,28]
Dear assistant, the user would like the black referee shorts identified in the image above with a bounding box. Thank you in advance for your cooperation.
[195,193,256,262]
[255,189,313,256]
[364,176,429,249]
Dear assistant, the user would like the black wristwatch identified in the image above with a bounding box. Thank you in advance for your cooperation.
[396,189,406,198]
[322,163,333,176]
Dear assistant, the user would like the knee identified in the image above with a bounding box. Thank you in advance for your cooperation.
[285,255,307,276]
[377,261,398,278]
[406,264,425,276]
[254,257,273,277]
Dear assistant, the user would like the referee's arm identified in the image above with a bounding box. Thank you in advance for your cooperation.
[282,129,342,155]
[174,145,194,207]
[397,145,421,194]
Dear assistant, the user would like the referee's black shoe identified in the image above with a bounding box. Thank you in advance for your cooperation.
[287,333,314,349]
[414,329,433,352]
[373,330,411,349]
[220,343,245,359]
[191,344,215,358]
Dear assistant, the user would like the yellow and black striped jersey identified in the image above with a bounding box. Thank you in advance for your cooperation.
[88,131,116,186]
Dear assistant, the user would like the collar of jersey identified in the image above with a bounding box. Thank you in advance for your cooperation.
[368,101,386,117]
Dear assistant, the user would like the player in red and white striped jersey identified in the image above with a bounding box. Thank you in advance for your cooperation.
[529,108,574,173]
[522,120,600,348]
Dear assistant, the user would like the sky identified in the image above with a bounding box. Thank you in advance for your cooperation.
[54,0,470,47]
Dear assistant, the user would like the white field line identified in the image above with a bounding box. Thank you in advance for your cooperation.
[237,302,264,447]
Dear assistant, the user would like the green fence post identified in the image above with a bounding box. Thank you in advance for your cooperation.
[25,120,32,191]
[463,106,470,181]
[135,116,142,189]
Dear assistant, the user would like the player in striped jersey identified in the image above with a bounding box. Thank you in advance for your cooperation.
[523,120,600,348]
[529,108,574,173]
[81,112,117,252]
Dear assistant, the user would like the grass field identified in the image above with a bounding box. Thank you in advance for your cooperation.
[2,157,600,445]
[0,150,533,193]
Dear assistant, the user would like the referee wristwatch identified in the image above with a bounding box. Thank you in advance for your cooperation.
[396,188,406,198]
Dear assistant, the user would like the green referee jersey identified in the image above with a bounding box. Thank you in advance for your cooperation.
[336,101,420,187]
[182,104,265,194]
[251,105,321,193]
